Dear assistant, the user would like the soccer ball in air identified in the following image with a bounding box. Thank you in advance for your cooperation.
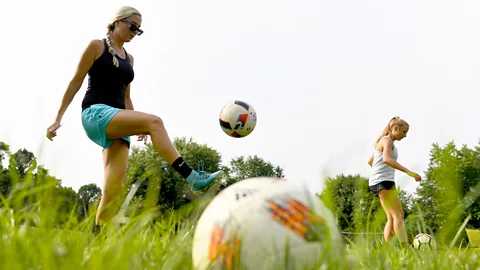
[219,100,257,138]
[412,233,435,250]
[192,177,343,270]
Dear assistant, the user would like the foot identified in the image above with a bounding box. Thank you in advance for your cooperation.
[187,169,224,193]
[93,224,102,235]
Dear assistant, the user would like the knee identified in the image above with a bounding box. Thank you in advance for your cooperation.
[148,115,165,133]
[386,215,394,222]
[392,211,404,221]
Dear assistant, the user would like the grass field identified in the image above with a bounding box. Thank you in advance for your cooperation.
[1,186,479,270]
[1,161,479,270]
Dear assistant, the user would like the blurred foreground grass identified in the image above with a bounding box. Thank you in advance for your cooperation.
[0,157,479,270]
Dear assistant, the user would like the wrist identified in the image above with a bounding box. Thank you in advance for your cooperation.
[55,110,65,122]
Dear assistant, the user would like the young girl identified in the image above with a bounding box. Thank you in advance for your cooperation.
[368,116,422,245]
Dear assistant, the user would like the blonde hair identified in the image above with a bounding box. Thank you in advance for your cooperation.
[374,116,409,145]
[106,6,142,67]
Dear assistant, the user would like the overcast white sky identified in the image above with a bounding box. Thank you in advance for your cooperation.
[1,0,480,195]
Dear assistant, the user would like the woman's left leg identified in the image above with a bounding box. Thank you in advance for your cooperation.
[378,189,408,243]
[95,139,130,225]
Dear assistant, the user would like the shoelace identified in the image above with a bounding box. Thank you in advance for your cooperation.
[194,161,210,182]
[197,160,208,175]
[189,161,209,191]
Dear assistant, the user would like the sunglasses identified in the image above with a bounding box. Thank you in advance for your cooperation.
[121,19,144,36]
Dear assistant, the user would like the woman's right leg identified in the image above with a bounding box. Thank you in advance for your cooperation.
[104,109,224,192]
[106,110,180,164]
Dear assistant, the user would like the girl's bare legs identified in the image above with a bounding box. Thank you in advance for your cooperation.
[378,189,408,243]
[105,109,224,192]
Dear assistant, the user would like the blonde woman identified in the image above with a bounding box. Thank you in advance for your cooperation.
[46,6,224,226]
[368,116,422,245]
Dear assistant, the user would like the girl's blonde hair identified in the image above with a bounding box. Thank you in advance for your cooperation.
[374,116,409,145]
[106,6,142,67]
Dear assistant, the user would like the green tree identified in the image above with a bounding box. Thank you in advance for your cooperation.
[0,142,11,196]
[0,144,35,197]
[122,138,286,217]
[319,174,413,239]
[13,149,35,178]
[219,155,285,190]
[123,137,224,213]
[55,185,80,227]
[320,174,377,233]
[0,142,81,228]
[413,141,480,245]
[21,163,80,228]
[77,183,102,220]
[0,142,9,168]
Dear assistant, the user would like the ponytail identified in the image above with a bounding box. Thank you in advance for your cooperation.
[374,116,407,146]
[106,23,119,68]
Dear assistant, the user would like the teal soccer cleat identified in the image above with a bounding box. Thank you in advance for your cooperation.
[186,161,224,193]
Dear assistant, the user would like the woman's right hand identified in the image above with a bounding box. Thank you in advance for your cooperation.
[46,121,62,141]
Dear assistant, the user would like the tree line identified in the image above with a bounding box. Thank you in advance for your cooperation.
[0,138,479,245]
[0,137,284,228]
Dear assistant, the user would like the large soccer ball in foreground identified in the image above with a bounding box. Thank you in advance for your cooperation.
[219,100,257,138]
[192,177,343,270]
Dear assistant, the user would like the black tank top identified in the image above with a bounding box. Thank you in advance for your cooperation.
[81,39,134,111]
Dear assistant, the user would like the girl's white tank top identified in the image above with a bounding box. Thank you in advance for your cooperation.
[369,136,398,186]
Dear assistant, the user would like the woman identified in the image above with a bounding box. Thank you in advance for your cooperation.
[46,6,224,226]
[367,116,422,245]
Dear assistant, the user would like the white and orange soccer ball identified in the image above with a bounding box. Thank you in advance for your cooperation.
[412,233,435,250]
[219,100,257,138]
[191,177,343,270]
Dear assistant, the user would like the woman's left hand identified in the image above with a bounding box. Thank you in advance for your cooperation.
[137,134,148,144]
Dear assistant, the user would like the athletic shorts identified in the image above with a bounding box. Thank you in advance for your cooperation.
[369,181,396,197]
[81,104,130,149]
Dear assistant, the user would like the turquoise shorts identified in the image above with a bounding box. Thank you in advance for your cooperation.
[81,104,130,149]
